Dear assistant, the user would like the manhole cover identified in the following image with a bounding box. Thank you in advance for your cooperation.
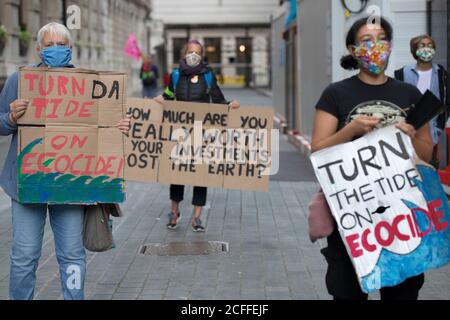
[139,241,229,256]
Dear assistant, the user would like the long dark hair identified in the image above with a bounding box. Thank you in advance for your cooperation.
[340,16,394,70]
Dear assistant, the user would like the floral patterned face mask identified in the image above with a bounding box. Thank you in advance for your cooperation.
[352,40,392,75]
[416,46,436,63]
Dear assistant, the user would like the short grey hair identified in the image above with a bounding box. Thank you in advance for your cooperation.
[37,22,73,49]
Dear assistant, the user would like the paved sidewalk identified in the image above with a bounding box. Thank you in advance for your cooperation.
[0,180,330,300]
[1,178,450,300]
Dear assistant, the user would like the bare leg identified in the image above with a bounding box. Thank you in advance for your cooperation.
[171,201,180,215]
[192,206,202,225]
[168,201,181,225]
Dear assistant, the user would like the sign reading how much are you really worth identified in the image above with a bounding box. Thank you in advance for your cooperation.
[17,67,274,204]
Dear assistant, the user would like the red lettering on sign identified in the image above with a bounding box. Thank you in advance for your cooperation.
[94,156,116,176]
[117,158,124,178]
[39,75,54,96]
[345,202,450,258]
[80,155,96,175]
[345,234,363,258]
[32,98,48,119]
[70,154,86,175]
[24,74,86,97]
[374,221,395,247]
[37,153,57,174]
[412,207,433,238]
[392,215,410,241]
[24,74,39,92]
[361,228,377,253]
[58,76,69,96]
[46,99,64,119]
[64,100,79,117]
[21,153,37,174]
[79,101,94,118]
[54,155,71,173]
[72,77,85,96]
[70,135,88,149]
[427,199,449,232]
[51,135,69,151]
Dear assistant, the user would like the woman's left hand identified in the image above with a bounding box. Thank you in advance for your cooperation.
[396,122,416,139]
[117,114,132,136]
[229,100,241,109]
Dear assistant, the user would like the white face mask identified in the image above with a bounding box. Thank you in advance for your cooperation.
[186,52,202,67]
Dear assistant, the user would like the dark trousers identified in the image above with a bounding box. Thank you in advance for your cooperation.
[170,185,207,207]
[322,229,424,300]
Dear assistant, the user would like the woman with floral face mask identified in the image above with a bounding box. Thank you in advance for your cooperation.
[155,40,240,232]
[311,17,433,300]
[395,35,450,168]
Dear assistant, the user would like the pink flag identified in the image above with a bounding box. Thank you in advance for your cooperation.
[124,33,142,60]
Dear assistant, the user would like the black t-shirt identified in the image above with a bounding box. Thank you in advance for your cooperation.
[315,76,423,131]
[315,76,424,265]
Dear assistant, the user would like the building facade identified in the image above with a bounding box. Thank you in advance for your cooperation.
[151,0,279,88]
[0,0,152,94]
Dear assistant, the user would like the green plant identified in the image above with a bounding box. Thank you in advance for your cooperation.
[0,24,7,41]
[19,29,31,45]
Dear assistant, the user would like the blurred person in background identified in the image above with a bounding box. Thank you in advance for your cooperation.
[395,35,450,168]
[141,55,159,98]
[155,40,240,232]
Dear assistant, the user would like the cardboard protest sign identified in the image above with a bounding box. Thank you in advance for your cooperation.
[18,67,126,204]
[125,99,274,192]
[310,126,450,293]
[18,67,126,126]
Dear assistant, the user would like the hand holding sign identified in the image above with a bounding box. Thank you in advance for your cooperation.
[116,114,132,137]
[154,95,164,105]
[347,115,380,137]
[9,99,30,124]
[395,122,416,139]
[229,100,241,110]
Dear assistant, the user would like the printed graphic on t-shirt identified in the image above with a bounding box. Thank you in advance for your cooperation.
[346,100,408,128]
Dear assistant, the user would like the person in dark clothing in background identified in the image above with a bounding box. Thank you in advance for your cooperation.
[394,35,450,168]
[155,40,240,232]
[141,55,159,98]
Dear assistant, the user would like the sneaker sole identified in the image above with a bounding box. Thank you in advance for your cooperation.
[191,226,205,232]
[167,214,182,230]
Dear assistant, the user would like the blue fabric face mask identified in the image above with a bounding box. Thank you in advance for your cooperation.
[41,46,72,67]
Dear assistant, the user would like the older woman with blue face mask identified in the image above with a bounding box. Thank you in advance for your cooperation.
[0,22,130,300]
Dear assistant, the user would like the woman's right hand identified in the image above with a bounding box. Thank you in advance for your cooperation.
[9,99,30,124]
[346,115,380,137]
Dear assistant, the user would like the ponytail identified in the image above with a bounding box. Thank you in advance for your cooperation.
[340,54,359,70]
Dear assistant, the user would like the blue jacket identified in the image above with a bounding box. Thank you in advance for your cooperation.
[0,71,20,200]
[398,63,443,145]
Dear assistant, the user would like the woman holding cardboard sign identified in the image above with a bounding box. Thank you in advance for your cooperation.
[0,22,131,300]
[155,40,240,232]
[311,17,433,300]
